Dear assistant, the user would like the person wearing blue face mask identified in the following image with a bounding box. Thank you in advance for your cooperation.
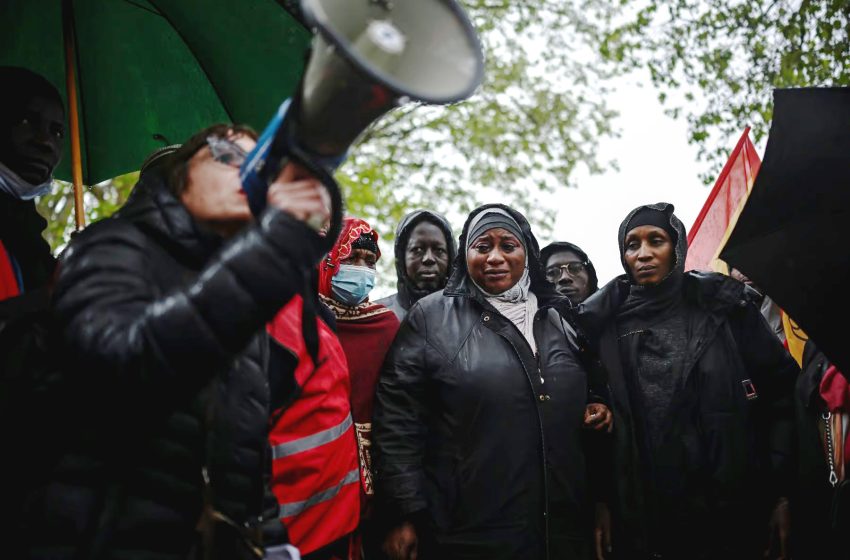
[317,216,400,556]
[332,259,378,306]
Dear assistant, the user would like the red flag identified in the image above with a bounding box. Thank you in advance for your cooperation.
[686,128,761,272]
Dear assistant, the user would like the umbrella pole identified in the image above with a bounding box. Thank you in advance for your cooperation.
[62,0,85,230]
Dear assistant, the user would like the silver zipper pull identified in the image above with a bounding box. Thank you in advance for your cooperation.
[822,411,839,487]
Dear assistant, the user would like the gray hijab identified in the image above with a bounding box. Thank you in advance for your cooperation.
[466,208,538,352]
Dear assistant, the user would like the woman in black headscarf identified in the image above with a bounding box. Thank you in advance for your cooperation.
[373,204,611,560]
[577,203,798,560]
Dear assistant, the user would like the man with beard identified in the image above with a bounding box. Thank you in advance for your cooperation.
[377,210,456,321]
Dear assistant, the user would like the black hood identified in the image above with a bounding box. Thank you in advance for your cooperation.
[618,202,688,282]
[540,241,599,294]
[614,202,689,332]
[392,209,457,307]
[115,169,223,267]
[445,203,563,306]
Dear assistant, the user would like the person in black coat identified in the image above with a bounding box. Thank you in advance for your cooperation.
[20,123,329,560]
[0,66,66,540]
[373,203,612,560]
[0,67,63,304]
[791,341,849,559]
[376,209,456,322]
[577,202,798,560]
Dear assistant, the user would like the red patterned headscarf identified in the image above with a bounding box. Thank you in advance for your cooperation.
[318,217,381,298]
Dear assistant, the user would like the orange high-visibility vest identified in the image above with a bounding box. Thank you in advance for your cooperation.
[267,296,360,554]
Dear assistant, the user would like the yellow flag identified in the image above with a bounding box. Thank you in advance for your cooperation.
[781,312,808,367]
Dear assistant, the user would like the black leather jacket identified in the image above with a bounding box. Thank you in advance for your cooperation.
[373,204,604,560]
[578,271,798,558]
[22,171,324,559]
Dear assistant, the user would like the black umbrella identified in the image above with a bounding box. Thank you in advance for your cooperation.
[721,87,850,372]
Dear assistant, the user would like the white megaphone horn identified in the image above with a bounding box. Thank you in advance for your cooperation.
[240,0,484,224]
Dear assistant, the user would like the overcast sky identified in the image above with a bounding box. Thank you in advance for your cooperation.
[541,73,743,286]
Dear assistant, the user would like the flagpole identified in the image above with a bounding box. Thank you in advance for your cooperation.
[62,0,86,230]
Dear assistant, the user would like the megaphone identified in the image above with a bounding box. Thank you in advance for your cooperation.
[240,0,484,239]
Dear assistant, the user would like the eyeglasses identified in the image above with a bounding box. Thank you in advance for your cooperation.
[206,135,248,168]
[545,261,587,281]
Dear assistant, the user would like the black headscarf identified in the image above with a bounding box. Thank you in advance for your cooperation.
[540,241,599,295]
[616,202,688,332]
[615,202,690,454]
[391,209,457,308]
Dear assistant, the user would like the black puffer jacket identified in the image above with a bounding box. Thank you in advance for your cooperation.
[579,269,798,557]
[21,171,324,559]
[376,209,456,321]
[373,204,604,560]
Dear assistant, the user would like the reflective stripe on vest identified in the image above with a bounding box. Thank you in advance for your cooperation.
[279,467,360,518]
[272,413,353,459]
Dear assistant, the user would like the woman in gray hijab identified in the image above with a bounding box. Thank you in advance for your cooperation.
[373,203,611,560]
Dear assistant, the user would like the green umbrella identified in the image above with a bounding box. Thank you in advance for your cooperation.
[1,0,311,228]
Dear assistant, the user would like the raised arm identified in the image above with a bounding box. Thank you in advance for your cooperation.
[53,207,324,395]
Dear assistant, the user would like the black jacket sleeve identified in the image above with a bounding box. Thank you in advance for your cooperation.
[372,303,432,517]
[53,208,324,395]
[730,299,799,498]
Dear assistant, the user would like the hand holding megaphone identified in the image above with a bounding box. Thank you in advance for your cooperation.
[239,0,483,369]
[266,161,331,231]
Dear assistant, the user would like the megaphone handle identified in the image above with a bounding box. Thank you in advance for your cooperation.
[284,142,344,256]
[280,143,344,368]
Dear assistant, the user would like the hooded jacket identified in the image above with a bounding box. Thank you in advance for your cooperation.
[577,203,798,558]
[539,241,598,298]
[376,210,457,322]
[373,203,604,560]
[21,170,326,559]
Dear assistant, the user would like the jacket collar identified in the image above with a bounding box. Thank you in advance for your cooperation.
[580,271,748,328]
[115,170,223,267]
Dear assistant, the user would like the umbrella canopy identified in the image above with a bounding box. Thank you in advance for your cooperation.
[721,87,850,372]
[1,0,311,187]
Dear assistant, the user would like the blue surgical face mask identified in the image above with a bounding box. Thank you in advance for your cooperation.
[331,264,377,306]
[0,161,53,200]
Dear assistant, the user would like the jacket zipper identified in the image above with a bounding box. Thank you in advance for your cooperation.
[500,313,550,560]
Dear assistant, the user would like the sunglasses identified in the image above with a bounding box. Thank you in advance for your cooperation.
[544,261,588,282]
[206,135,248,168]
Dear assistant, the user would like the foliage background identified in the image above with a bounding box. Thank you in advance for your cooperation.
[39,0,849,290]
